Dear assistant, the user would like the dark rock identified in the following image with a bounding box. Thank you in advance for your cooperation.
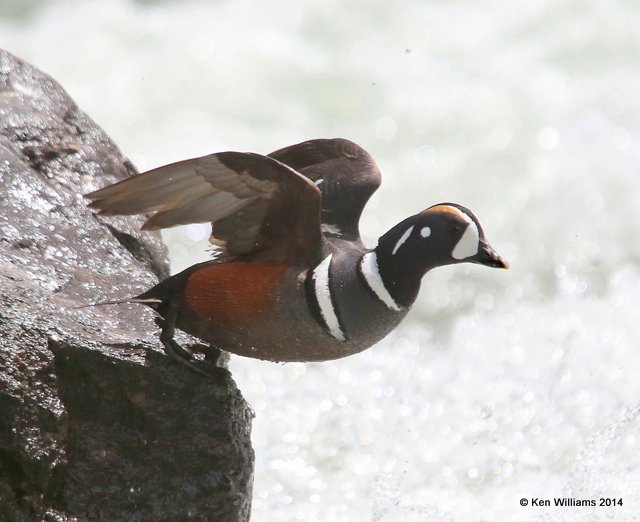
[0,50,254,521]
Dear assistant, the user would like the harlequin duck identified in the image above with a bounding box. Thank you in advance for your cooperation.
[86,138,508,371]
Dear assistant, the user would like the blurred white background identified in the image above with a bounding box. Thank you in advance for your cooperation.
[2,0,640,520]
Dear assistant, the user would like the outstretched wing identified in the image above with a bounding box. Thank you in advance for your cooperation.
[86,152,324,265]
[269,138,381,242]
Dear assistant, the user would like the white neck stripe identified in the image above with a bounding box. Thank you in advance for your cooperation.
[360,252,402,312]
[392,225,414,255]
[311,254,346,341]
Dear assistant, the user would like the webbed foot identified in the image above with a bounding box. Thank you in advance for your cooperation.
[157,309,229,378]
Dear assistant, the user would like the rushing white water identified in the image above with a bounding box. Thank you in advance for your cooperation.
[2,0,640,519]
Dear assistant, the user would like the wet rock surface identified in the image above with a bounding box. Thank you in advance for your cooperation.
[0,50,254,521]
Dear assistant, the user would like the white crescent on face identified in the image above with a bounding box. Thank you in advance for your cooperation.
[452,221,480,259]
[434,205,480,260]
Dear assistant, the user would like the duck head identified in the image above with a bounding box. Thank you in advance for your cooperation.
[371,203,508,307]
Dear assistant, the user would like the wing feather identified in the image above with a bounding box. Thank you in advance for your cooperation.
[142,192,253,230]
[268,138,381,242]
[94,179,216,215]
[88,161,199,199]
[86,151,324,264]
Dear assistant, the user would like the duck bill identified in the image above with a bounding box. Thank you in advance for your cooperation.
[472,242,509,269]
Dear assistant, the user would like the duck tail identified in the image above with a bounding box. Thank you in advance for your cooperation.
[74,297,163,310]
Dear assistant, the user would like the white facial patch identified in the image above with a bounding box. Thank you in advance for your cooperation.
[360,252,402,311]
[420,226,431,238]
[392,225,414,255]
[311,254,345,341]
[452,220,480,260]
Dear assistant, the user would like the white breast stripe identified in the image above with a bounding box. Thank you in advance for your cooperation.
[392,225,414,255]
[360,252,402,312]
[312,254,345,341]
[452,221,480,259]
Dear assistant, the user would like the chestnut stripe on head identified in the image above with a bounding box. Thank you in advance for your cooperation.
[425,204,472,221]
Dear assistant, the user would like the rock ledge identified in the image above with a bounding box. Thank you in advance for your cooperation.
[0,49,254,522]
